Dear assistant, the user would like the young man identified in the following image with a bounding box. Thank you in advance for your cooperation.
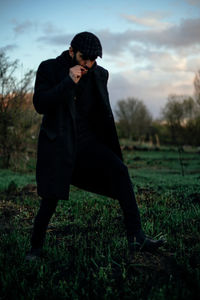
[26,32,164,260]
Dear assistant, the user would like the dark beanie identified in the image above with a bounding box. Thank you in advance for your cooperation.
[70,31,102,58]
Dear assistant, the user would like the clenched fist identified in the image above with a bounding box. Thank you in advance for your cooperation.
[69,65,88,83]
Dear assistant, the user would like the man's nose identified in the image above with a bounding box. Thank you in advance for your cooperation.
[85,60,92,68]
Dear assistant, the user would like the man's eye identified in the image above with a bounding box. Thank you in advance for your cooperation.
[81,55,88,60]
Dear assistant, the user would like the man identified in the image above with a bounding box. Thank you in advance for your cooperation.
[26,32,164,260]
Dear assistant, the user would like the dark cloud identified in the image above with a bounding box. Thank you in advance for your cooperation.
[36,30,130,55]
[36,33,73,46]
[98,18,200,54]
[0,44,18,52]
[35,18,200,55]
[41,22,62,34]
[11,19,62,36]
[11,19,36,34]
[184,0,200,6]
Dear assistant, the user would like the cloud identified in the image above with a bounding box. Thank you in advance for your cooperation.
[122,14,171,30]
[184,0,200,6]
[41,22,63,34]
[128,45,189,73]
[11,19,36,35]
[108,69,194,118]
[148,53,187,72]
[186,57,200,72]
[35,18,200,56]
[36,30,127,55]
[11,19,63,36]
[0,44,18,52]
[36,33,73,46]
[99,18,200,53]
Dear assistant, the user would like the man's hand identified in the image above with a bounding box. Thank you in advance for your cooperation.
[69,65,87,83]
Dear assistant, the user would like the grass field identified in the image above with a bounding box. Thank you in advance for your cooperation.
[0,148,200,299]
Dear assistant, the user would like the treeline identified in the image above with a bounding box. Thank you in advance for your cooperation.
[0,51,200,170]
[115,72,200,147]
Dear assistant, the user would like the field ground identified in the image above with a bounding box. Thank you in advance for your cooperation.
[0,148,200,299]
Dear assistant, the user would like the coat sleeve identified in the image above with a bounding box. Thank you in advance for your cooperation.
[104,70,114,118]
[33,61,76,114]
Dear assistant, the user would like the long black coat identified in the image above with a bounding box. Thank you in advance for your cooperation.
[33,50,123,200]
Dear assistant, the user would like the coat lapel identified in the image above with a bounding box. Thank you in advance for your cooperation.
[93,68,113,118]
[55,54,76,123]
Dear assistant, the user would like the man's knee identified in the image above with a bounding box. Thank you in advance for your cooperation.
[40,197,59,211]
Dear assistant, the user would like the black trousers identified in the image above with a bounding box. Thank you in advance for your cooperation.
[31,135,142,249]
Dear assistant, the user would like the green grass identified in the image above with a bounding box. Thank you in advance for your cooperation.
[0,168,35,192]
[0,149,200,299]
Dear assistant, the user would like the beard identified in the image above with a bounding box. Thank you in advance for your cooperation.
[71,54,79,66]
[70,52,96,76]
[71,53,89,70]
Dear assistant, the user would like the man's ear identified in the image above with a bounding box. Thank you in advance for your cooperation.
[69,46,74,58]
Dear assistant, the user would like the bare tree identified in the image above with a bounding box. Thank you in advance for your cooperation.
[162,94,199,175]
[115,97,152,140]
[194,70,200,106]
[162,94,197,127]
[0,51,40,169]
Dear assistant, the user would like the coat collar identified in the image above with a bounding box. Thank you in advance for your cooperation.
[56,49,97,72]
[56,50,73,68]
[56,50,101,79]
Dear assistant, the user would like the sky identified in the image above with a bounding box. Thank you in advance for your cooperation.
[1,0,200,119]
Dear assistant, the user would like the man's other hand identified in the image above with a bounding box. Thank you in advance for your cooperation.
[69,65,87,83]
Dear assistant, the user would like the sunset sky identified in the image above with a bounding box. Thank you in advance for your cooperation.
[1,0,200,118]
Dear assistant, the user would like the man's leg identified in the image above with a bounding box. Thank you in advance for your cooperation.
[71,136,165,253]
[71,136,142,236]
[108,162,142,236]
[26,197,59,260]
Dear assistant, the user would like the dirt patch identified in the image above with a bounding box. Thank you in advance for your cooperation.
[0,200,21,232]
[128,250,176,273]
[2,183,38,201]
[20,183,37,195]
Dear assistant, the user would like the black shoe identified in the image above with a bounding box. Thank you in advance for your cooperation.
[127,229,165,253]
[25,247,43,261]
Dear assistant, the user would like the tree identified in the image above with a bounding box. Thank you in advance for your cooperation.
[162,94,198,145]
[0,51,40,169]
[194,70,200,106]
[115,97,152,140]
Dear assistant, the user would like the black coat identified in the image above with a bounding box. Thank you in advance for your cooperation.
[33,50,123,200]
